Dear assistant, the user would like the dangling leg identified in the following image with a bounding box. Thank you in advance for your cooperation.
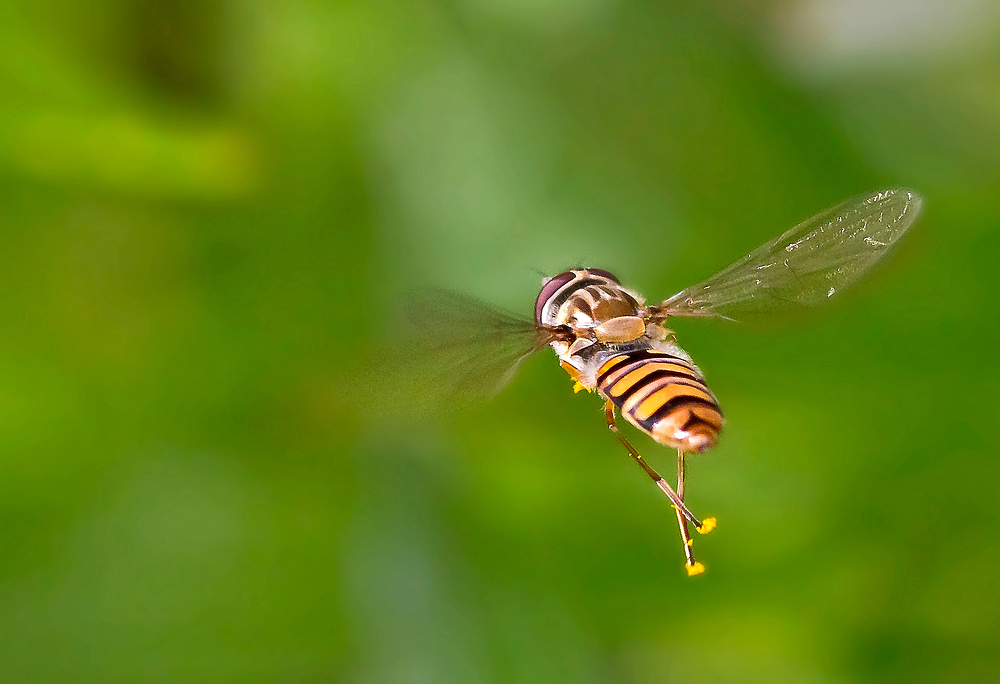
[672,449,715,571]
[604,401,703,530]
[605,400,715,574]
[675,449,698,571]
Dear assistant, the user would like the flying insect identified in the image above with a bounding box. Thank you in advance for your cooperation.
[414,188,922,575]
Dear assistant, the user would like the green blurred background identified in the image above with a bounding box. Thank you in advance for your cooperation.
[1,0,999,681]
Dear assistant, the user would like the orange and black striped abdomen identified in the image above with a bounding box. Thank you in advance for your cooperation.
[597,350,724,453]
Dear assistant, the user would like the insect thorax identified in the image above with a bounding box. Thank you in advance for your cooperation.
[534,268,699,388]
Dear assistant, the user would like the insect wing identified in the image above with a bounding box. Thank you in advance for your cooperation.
[656,188,922,319]
[397,290,553,407]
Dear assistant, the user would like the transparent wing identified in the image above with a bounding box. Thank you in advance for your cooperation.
[405,290,555,401]
[654,188,922,320]
[359,290,558,415]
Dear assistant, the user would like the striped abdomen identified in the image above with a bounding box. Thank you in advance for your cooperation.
[597,350,724,453]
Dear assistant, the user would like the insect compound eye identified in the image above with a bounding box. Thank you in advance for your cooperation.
[535,271,576,324]
[587,268,620,283]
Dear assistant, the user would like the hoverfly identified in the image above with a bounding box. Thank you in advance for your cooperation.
[411,188,922,575]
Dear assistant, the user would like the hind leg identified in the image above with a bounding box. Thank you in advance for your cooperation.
[605,400,713,574]
[675,449,699,571]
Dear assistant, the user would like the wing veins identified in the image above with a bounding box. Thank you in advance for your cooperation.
[655,188,922,319]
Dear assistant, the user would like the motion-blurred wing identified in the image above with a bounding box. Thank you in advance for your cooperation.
[654,188,922,320]
[379,290,556,411]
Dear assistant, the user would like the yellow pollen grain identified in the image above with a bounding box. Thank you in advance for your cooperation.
[686,562,705,576]
[697,517,717,534]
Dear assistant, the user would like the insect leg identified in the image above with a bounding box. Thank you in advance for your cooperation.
[604,400,702,528]
[675,449,698,570]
